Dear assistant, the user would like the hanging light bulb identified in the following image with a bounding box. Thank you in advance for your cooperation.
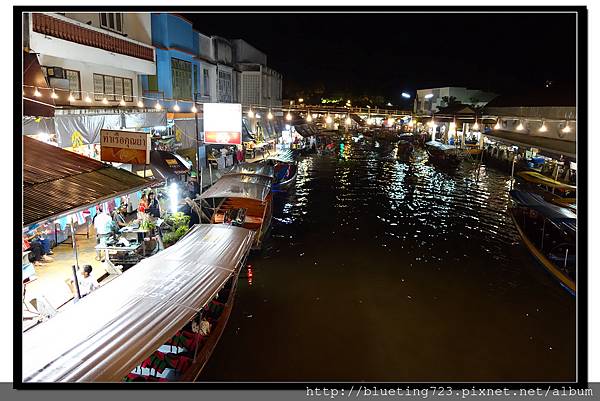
[33,87,42,97]
[68,93,75,102]
[84,93,92,103]
[286,112,292,121]
[137,99,144,108]
[367,118,374,125]
[155,100,162,110]
[173,101,180,112]
[119,97,126,106]
[516,121,524,131]
[388,117,395,125]
[267,110,273,120]
[346,117,352,125]
[191,104,198,113]
[428,119,435,127]
[247,108,254,118]
[312,114,317,119]
[102,97,109,105]
[50,89,58,99]
[306,114,313,122]
[326,115,333,124]
[538,120,547,132]
[408,119,414,127]
[494,119,501,130]
[562,121,571,133]
[472,118,480,130]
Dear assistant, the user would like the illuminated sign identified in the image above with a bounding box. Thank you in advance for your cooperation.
[100,129,151,164]
[204,103,242,145]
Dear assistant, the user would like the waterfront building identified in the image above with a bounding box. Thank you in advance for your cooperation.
[415,86,497,114]
[26,12,155,110]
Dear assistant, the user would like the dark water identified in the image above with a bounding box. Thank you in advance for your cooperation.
[200,139,576,382]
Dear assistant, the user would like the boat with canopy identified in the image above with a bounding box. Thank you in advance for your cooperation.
[200,174,273,249]
[515,171,576,205]
[424,140,461,165]
[509,190,576,295]
[22,224,255,382]
[259,150,298,190]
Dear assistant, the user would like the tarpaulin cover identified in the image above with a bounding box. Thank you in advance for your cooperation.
[149,150,190,182]
[173,118,202,149]
[200,175,272,202]
[124,111,167,129]
[510,190,577,234]
[223,162,275,178]
[54,113,122,147]
[22,224,255,382]
[22,116,56,137]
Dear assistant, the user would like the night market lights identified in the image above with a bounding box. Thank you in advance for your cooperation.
[191,104,198,113]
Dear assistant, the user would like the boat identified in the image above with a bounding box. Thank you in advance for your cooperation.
[424,140,461,165]
[396,139,414,161]
[515,171,576,204]
[200,174,273,250]
[259,151,298,190]
[22,224,255,382]
[463,143,483,156]
[509,190,576,295]
[398,133,416,143]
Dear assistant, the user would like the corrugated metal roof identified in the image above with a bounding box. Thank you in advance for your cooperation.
[23,136,153,226]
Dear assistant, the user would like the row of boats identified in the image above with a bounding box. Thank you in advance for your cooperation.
[22,152,300,383]
[395,132,577,295]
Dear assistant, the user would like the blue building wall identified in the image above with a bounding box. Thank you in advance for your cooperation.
[144,13,203,108]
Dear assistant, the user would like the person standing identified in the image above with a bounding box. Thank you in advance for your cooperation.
[112,204,128,228]
[93,206,113,261]
[147,191,161,218]
[138,193,149,214]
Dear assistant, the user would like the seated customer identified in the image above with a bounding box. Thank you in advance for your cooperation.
[67,265,100,300]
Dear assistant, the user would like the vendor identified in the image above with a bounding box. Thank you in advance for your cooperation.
[112,204,128,228]
[147,191,161,218]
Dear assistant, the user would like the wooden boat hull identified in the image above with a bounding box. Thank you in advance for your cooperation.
[425,149,460,166]
[178,274,240,382]
[212,194,273,250]
[509,210,576,295]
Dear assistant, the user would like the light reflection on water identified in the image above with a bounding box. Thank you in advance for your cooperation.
[200,139,575,382]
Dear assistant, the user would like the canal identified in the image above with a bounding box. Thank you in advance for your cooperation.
[200,138,576,382]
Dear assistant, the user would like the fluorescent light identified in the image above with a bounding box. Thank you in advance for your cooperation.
[402,92,410,99]
[424,94,434,99]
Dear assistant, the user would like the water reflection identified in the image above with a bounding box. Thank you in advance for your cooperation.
[200,139,575,382]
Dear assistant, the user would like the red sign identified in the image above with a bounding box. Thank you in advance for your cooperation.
[204,131,242,145]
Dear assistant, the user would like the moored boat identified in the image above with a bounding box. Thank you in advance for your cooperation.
[509,190,576,295]
[396,139,414,161]
[22,224,256,382]
[515,171,576,204]
[200,174,273,250]
[424,140,461,166]
[260,151,298,190]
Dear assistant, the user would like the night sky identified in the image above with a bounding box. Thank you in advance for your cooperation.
[183,11,577,103]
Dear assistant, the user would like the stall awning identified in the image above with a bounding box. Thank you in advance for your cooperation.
[149,150,190,182]
[484,130,576,159]
[23,136,153,227]
[23,52,55,117]
[200,175,271,202]
[223,162,275,179]
[22,224,256,382]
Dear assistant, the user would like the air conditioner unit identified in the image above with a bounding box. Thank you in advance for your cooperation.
[46,67,65,79]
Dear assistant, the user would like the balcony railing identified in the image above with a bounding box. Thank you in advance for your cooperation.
[31,13,154,62]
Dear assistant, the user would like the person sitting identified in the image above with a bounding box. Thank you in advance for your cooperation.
[67,264,100,300]
[112,204,128,229]
[23,236,51,266]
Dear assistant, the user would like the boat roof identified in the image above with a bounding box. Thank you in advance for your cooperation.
[516,171,576,191]
[22,224,255,382]
[510,190,577,233]
[425,141,456,151]
[223,162,274,178]
[266,150,295,163]
[199,174,272,202]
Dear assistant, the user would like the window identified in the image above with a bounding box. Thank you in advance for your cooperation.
[218,70,232,103]
[193,64,199,97]
[93,73,133,102]
[103,76,115,100]
[114,77,123,99]
[203,69,210,97]
[171,58,192,100]
[93,73,104,101]
[66,70,81,99]
[147,75,158,92]
[99,13,124,34]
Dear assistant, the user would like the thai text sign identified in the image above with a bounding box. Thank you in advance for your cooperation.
[203,103,242,145]
[100,129,151,164]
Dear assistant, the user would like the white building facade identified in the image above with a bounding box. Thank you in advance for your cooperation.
[27,12,156,108]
